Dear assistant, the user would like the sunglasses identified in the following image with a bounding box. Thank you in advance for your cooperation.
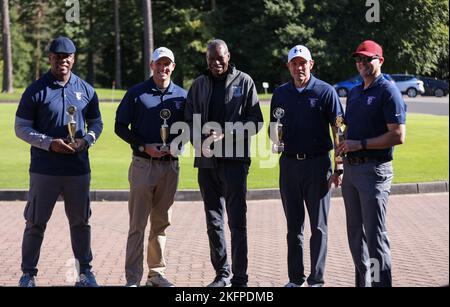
[354,56,379,63]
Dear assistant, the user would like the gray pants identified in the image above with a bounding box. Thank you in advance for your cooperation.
[342,160,393,287]
[21,173,92,276]
[279,154,332,286]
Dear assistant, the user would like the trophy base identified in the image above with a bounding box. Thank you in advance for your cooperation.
[272,144,284,154]
[160,145,170,153]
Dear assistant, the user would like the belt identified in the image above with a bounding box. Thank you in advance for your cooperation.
[346,156,390,166]
[134,154,178,162]
[284,152,328,161]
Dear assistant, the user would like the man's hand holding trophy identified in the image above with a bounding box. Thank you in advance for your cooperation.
[66,105,87,152]
[49,105,86,154]
[329,115,345,188]
[271,107,285,154]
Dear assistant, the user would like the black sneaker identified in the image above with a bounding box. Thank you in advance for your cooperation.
[19,273,36,287]
[207,276,231,287]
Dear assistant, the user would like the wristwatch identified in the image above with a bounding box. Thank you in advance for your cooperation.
[138,145,145,153]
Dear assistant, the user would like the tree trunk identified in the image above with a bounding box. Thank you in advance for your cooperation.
[86,0,95,85]
[143,0,154,79]
[114,0,122,88]
[1,0,13,93]
[34,1,43,80]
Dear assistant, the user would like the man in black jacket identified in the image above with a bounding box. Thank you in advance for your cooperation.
[185,39,263,287]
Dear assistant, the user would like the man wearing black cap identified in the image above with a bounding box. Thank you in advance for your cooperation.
[335,40,406,287]
[15,36,103,287]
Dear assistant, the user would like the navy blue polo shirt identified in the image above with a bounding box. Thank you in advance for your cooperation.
[270,75,344,154]
[345,74,406,160]
[115,78,186,152]
[16,71,101,176]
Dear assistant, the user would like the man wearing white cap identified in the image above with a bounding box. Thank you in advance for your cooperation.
[115,47,186,287]
[270,45,344,287]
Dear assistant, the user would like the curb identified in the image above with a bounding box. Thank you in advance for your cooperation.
[0,182,448,202]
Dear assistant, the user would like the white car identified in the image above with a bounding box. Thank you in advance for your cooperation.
[390,74,425,98]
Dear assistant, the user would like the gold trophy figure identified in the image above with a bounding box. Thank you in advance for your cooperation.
[334,115,346,164]
[66,105,77,145]
[159,109,171,152]
[272,107,285,153]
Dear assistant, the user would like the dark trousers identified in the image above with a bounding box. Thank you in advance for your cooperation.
[279,154,332,286]
[198,159,250,285]
[21,173,92,276]
[342,160,393,287]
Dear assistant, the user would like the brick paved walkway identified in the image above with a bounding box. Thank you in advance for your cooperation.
[0,193,448,287]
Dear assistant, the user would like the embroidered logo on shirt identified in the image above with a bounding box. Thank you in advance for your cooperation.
[232,85,242,98]
[309,98,318,108]
[75,92,83,101]
[367,96,376,105]
[175,101,183,110]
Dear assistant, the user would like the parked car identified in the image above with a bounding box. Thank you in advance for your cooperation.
[390,74,425,98]
[418,76,449,97]
[333,74,395,97]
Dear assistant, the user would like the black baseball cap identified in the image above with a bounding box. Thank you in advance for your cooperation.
[49,36,76,54]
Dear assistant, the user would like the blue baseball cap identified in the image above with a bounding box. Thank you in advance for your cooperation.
[49,36,76,54]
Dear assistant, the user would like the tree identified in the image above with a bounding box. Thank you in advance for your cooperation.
[1,0,13,93]
[143,0,154,79]
[152,0,211,88]
[114,0,122,88]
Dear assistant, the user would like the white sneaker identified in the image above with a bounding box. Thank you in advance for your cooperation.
[146,274,175,287]
[125,281,139,287]
[284,281,308,287]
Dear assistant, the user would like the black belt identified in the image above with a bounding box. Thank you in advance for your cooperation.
[346,156,390,166]
[284,152,328,160]
[134,154,178,162]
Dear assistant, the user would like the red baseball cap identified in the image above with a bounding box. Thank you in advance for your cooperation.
[352,40,383,58]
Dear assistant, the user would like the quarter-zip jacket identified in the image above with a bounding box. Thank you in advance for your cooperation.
[185,65,263,168]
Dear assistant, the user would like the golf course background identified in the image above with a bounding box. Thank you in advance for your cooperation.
[0,102,448,189]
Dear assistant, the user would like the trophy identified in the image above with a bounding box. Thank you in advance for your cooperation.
[272,107,285,153]
[66,105,77,145]
[159,109,171,152]
[334,115,345,165]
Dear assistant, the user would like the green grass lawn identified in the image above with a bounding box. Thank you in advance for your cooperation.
[0,88,127,102]
[0,103,448,189]
[1,88,271,102]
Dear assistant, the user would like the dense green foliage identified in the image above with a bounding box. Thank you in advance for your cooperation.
[1,0,448,92]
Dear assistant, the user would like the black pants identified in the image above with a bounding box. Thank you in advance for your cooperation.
[280,154,332,286]
[21,173,92,276]
[198,159,250,285]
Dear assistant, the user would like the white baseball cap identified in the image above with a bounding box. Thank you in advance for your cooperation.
[152,47,175,63]
[288,45,312,62]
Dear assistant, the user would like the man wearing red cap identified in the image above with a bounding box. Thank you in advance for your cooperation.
[335,40,407,287]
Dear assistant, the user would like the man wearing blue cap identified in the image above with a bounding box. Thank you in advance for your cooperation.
[15,36,103,287]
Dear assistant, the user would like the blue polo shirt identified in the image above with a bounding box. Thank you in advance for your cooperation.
[115,78,186,153]
[16,71,101,176]
[345,74,406,160]
[270,75,344,154]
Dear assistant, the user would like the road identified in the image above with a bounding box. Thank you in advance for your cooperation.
[260,96,449,116]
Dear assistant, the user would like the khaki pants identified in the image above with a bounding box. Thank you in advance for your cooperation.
[125,155,179,284]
